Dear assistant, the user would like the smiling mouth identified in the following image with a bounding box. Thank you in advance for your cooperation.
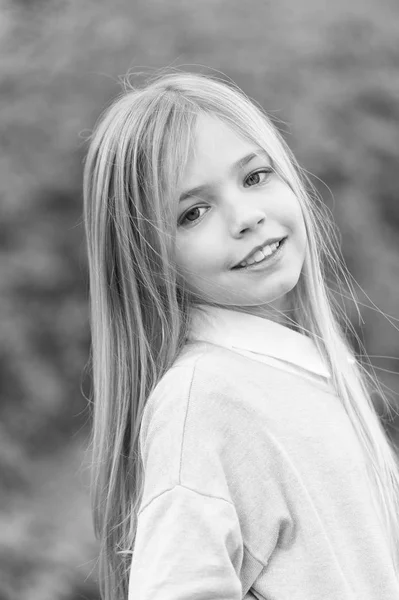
[231,236,287,269]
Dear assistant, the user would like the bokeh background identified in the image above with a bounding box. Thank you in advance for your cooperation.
[1,0,399,598]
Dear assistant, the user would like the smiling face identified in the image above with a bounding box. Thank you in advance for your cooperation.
[174,113,307,325]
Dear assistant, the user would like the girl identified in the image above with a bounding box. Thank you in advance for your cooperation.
[82,70,399,600]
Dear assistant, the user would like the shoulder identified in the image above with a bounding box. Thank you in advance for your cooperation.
[155,341,245,385]
[159,341,255,398]
[140,342,252,438]
[138,342,256,506]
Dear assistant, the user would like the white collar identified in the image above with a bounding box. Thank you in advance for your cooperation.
[187,305,341,379]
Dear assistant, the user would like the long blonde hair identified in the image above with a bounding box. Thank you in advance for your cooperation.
[82,69,399,600]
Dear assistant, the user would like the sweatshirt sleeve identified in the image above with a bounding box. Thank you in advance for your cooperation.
[128,483,244,600]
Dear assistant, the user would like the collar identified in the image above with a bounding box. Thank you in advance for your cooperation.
[187,305,339,379]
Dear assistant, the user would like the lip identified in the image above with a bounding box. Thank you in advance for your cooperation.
[233,236,286,268]
[232,236,287,271]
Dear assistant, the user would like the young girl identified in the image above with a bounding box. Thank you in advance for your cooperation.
[82,70,399,600]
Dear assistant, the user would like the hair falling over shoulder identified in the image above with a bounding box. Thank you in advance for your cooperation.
[82,68,399,599]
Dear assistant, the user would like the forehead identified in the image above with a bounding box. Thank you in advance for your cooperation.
[182,113,260,184]
[192,113,253,155]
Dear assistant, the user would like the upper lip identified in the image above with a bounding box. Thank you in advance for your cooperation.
[233,236,286,268]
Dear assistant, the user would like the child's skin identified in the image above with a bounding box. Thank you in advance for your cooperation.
[175,113,308,326]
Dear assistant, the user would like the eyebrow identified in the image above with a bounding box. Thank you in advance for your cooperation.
[179,150,270,203]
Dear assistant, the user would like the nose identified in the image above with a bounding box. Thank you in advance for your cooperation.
[237,214,265,235]
[228,202,266,236]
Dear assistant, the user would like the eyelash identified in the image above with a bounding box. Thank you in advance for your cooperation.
[178,167,274,227]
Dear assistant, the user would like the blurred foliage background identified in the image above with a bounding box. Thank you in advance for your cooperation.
[1,0,399,598]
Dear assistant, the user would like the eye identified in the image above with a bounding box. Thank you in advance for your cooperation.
[179,206,208,227]
[244,167,274,188]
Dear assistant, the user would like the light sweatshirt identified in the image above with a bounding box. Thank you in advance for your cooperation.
[128,305,399,599]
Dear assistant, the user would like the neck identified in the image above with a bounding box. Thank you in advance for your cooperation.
[229,304,297,330]
[197,291,299,332]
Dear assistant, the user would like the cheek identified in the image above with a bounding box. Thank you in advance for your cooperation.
[293,203,307,242]
[281,192,306,237]
[280,188,302,217]
[176,234,221,276]
[175,243,201,286]
[175,240,217,299]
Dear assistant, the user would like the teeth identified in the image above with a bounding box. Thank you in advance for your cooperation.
[239,241,280,267]
[251,249,268,263]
